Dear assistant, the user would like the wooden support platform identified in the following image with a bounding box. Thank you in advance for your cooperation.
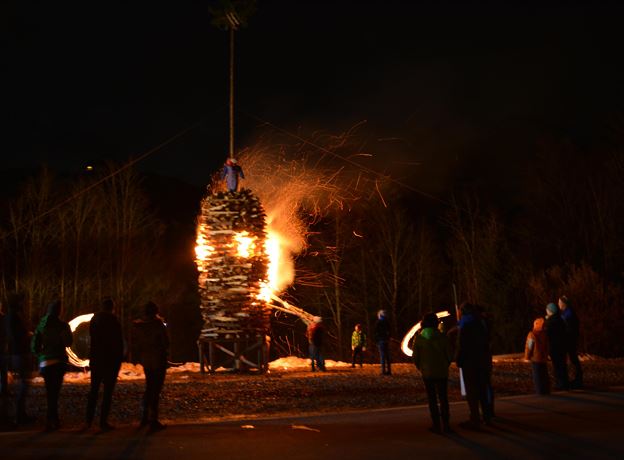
[198,336,269,374]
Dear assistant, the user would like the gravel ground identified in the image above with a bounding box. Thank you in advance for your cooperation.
[7,357,624,430]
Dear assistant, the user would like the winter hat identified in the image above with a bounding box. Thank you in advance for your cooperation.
[546,303,558,315]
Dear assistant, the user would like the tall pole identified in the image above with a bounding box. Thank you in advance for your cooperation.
[229,25,235,159]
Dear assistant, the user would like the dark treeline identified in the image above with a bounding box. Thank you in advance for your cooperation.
[286,139,624,360]
[1,139,624,362]
[0,165,202,361]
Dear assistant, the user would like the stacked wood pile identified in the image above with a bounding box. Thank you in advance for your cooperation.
[196,189,270,341]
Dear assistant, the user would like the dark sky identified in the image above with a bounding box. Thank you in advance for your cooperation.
[4,0,624,187]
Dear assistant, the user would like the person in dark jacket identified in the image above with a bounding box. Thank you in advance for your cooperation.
[5,293,35,426]
[133,301,168,432]
[455,302,492,430]
[524,317,550,395]
[85,298,124,431]
[545,302,569,390]
[413,313,453,434]
[306,316,326,372]
[374,310,392,375]
[31,300,73,431]
[558,295,583,388]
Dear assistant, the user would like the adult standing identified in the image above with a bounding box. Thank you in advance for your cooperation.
[31,300,73,431]
[545,302,569,390]
[558,295,583,388]
[133,301,168,432]
[5,293,36,426]
[374,310,392,375]
[455,302,492,430]
[306,316,326,372]
[413,313,453,434]
[85,298,124,431]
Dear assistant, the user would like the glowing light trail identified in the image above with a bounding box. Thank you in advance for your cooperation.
[67,313,94,367]
[401,311,451,357]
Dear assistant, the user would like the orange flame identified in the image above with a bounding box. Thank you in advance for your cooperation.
[194,234,213,267]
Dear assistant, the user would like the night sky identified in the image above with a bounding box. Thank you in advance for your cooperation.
[5,0,624,188]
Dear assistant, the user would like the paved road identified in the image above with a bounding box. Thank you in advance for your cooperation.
[2,388,624,459]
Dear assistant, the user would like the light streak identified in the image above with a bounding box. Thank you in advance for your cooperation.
[67,313,94,367]
[401,311,451,358]
[267,294,316,325]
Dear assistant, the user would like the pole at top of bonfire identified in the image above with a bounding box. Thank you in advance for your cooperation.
[209,1,257,160]
[226,12,238,160]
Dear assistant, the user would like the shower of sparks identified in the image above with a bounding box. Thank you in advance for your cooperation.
[401,311,451,357]
[200,132,391,328]
[67,313,94,367]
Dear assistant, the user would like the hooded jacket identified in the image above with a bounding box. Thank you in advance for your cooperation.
[351,330,366,348]
[31,314,73,365]
[525,317,549,363]
[413,327,452,379]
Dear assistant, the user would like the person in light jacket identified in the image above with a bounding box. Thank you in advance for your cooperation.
[413,313,453,434]
[524,317,550,395]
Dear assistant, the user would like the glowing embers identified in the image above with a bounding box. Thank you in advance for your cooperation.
[401,311,451,357]
[195,189,270,339]
[67,313,94,367]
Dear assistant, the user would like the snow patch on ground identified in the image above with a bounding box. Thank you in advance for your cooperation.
[28,357,350,383]
[268,356,350,370]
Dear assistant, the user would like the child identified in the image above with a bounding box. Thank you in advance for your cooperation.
[351,324,366,368]
[524,317,550,395]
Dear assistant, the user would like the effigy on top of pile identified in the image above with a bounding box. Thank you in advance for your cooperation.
[196,189,270,341]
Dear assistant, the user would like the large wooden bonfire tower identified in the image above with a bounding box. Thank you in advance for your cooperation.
[196,189,271,373]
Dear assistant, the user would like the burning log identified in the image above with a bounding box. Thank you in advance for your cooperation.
[195,189,271,343]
